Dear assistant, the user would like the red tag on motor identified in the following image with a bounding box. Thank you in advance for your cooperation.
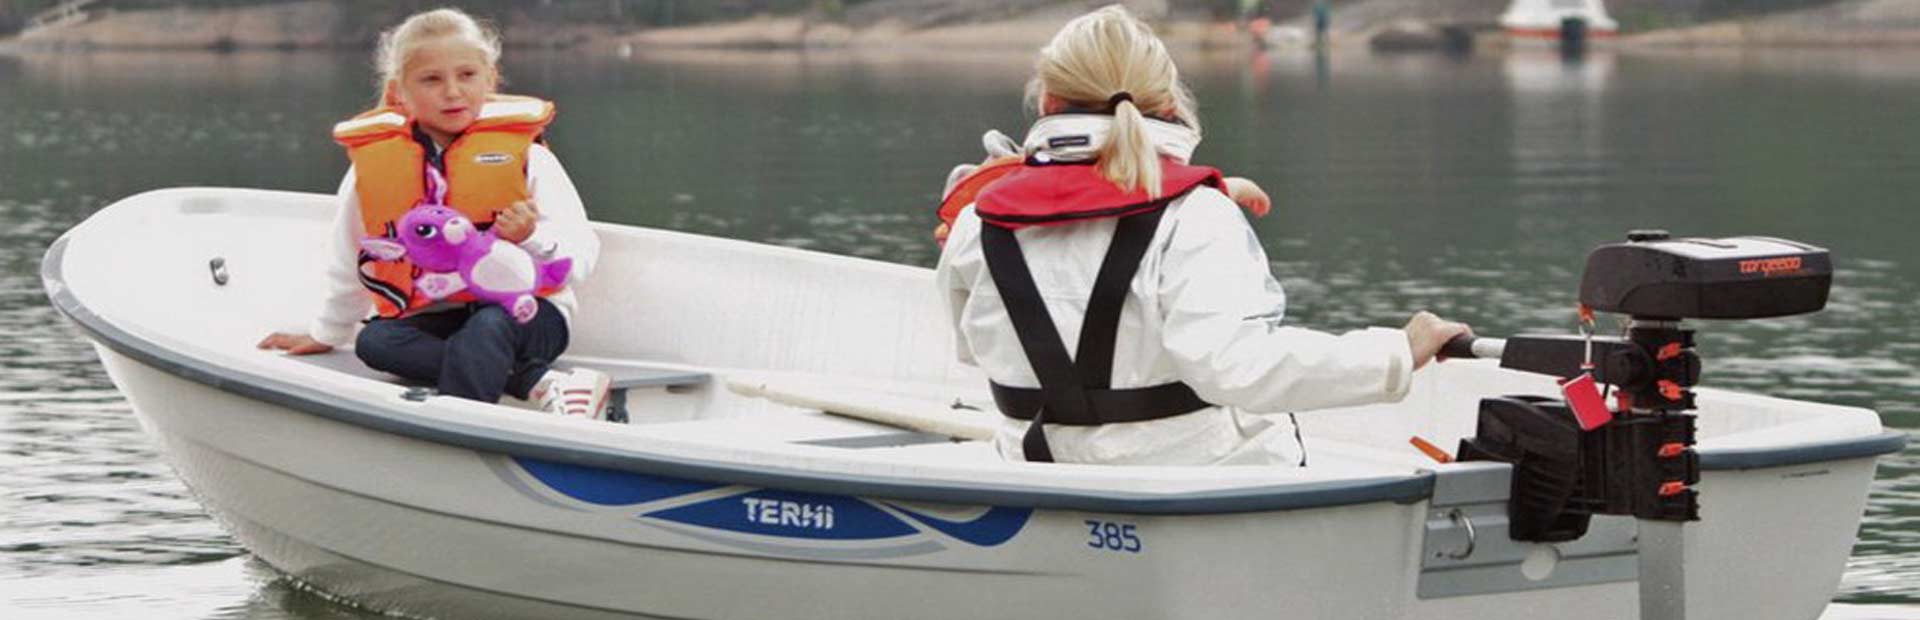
[1559,371,1612,431]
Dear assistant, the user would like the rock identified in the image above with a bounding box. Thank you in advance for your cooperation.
[1369,19,1473,53]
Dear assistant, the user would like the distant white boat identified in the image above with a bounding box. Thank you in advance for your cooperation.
[43,188,1904,619]
[1501,0,1619,43]
[20,0,97,35]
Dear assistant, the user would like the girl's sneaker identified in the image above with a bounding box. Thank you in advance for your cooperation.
[536,369,610,420]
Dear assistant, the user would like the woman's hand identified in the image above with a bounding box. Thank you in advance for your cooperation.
[1222,177,1271,218]
[493,200,539,244]
[257,332,333,356]
[1404,311,1472,371]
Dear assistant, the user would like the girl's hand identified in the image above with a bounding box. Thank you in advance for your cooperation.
[258,332,333,356]
[494,200,539,244]
[1223,177,1271,218]
[1404,311,1472,371]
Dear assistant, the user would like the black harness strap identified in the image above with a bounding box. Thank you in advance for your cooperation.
[1074,207,1163,388]
[980,208,1209,463]
[990,382,1209,425]
[981,223,1081,462]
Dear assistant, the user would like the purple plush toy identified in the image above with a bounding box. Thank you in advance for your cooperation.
[360,167,572,324]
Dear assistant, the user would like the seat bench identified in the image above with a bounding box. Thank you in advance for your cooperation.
[554,361,711,423]
[293,351,709,423]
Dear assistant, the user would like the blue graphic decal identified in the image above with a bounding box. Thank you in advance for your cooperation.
[889,505,1033,547]
[505,457,1034,553]
[646,489,919,541]
[515,457,723,506]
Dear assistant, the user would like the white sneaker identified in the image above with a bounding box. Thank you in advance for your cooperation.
[536,369,610,420]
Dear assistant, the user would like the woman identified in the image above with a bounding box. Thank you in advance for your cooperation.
[934,5,1470,465]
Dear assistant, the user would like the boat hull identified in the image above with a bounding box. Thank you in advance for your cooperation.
[100,348,1428,620]
[97,343,1884,620]
[50,188,1901,619]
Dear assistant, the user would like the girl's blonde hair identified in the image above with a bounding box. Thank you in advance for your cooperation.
[1027,4,1199,198]
[375,8,502,102]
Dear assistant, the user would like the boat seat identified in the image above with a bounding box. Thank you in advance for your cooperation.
[293,350,418,385]
[634,410,954,449]
[858,440,1000,464]
[290,352,711,423]
[1304,436,1436,473]
[553,361,711,423]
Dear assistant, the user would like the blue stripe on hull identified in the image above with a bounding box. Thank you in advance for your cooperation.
[510,456,1034,550]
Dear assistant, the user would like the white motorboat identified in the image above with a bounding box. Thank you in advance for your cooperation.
[1501,0,1619,45]
[44,188,1904,619]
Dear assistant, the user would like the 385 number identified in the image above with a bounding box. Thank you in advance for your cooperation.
[1084,520,1142,553]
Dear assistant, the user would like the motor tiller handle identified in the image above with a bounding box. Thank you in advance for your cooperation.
[1439,335,1505,360]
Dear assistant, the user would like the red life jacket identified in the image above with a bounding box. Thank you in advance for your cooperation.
[974,159,1224,230]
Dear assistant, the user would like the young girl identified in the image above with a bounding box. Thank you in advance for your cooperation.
[935,5,1470,465]
[258,8,608,418]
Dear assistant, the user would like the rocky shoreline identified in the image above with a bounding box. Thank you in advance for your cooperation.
[1622,0,1920,47]
[0,0,1243,54]
[602,10,1245,53]
[7,0,1920,53]
[0,1,619,53]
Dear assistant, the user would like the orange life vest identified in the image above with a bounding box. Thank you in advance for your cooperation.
[332,95,556,318]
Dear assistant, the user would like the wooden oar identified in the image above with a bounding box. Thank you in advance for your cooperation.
[725,374,1000,441]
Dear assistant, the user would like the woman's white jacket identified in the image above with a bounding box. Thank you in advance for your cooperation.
[936,174,1414,466]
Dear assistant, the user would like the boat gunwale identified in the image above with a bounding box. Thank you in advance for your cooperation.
[40,202,1910,515]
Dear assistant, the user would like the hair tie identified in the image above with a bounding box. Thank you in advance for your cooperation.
[1107,92,1133,109]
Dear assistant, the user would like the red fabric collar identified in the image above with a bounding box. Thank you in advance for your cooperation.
[975,160,1223,230]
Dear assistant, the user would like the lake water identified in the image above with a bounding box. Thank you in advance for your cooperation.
[0,46,1915,617]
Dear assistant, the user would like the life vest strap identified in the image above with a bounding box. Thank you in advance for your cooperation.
[988,382,1211,426]
[980,206,1212,463]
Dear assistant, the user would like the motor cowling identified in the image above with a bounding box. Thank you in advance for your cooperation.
[1579,231,1831,320]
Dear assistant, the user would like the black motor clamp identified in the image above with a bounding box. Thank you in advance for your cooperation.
[1457,397,1701,541]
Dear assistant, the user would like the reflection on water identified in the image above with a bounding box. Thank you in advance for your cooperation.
[7,556,372,619]
[0,46,1916,615]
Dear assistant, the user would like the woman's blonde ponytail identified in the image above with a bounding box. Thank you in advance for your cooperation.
[1100,97,1163,198]
[1030,5,1197,198]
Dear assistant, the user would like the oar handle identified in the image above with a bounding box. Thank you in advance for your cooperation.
[1440,335,1506,360]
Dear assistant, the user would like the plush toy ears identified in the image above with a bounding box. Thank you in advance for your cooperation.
[424,165,449,205]
[359,238,408,261]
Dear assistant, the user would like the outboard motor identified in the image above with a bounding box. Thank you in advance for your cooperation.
[1453,231,1832,541]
